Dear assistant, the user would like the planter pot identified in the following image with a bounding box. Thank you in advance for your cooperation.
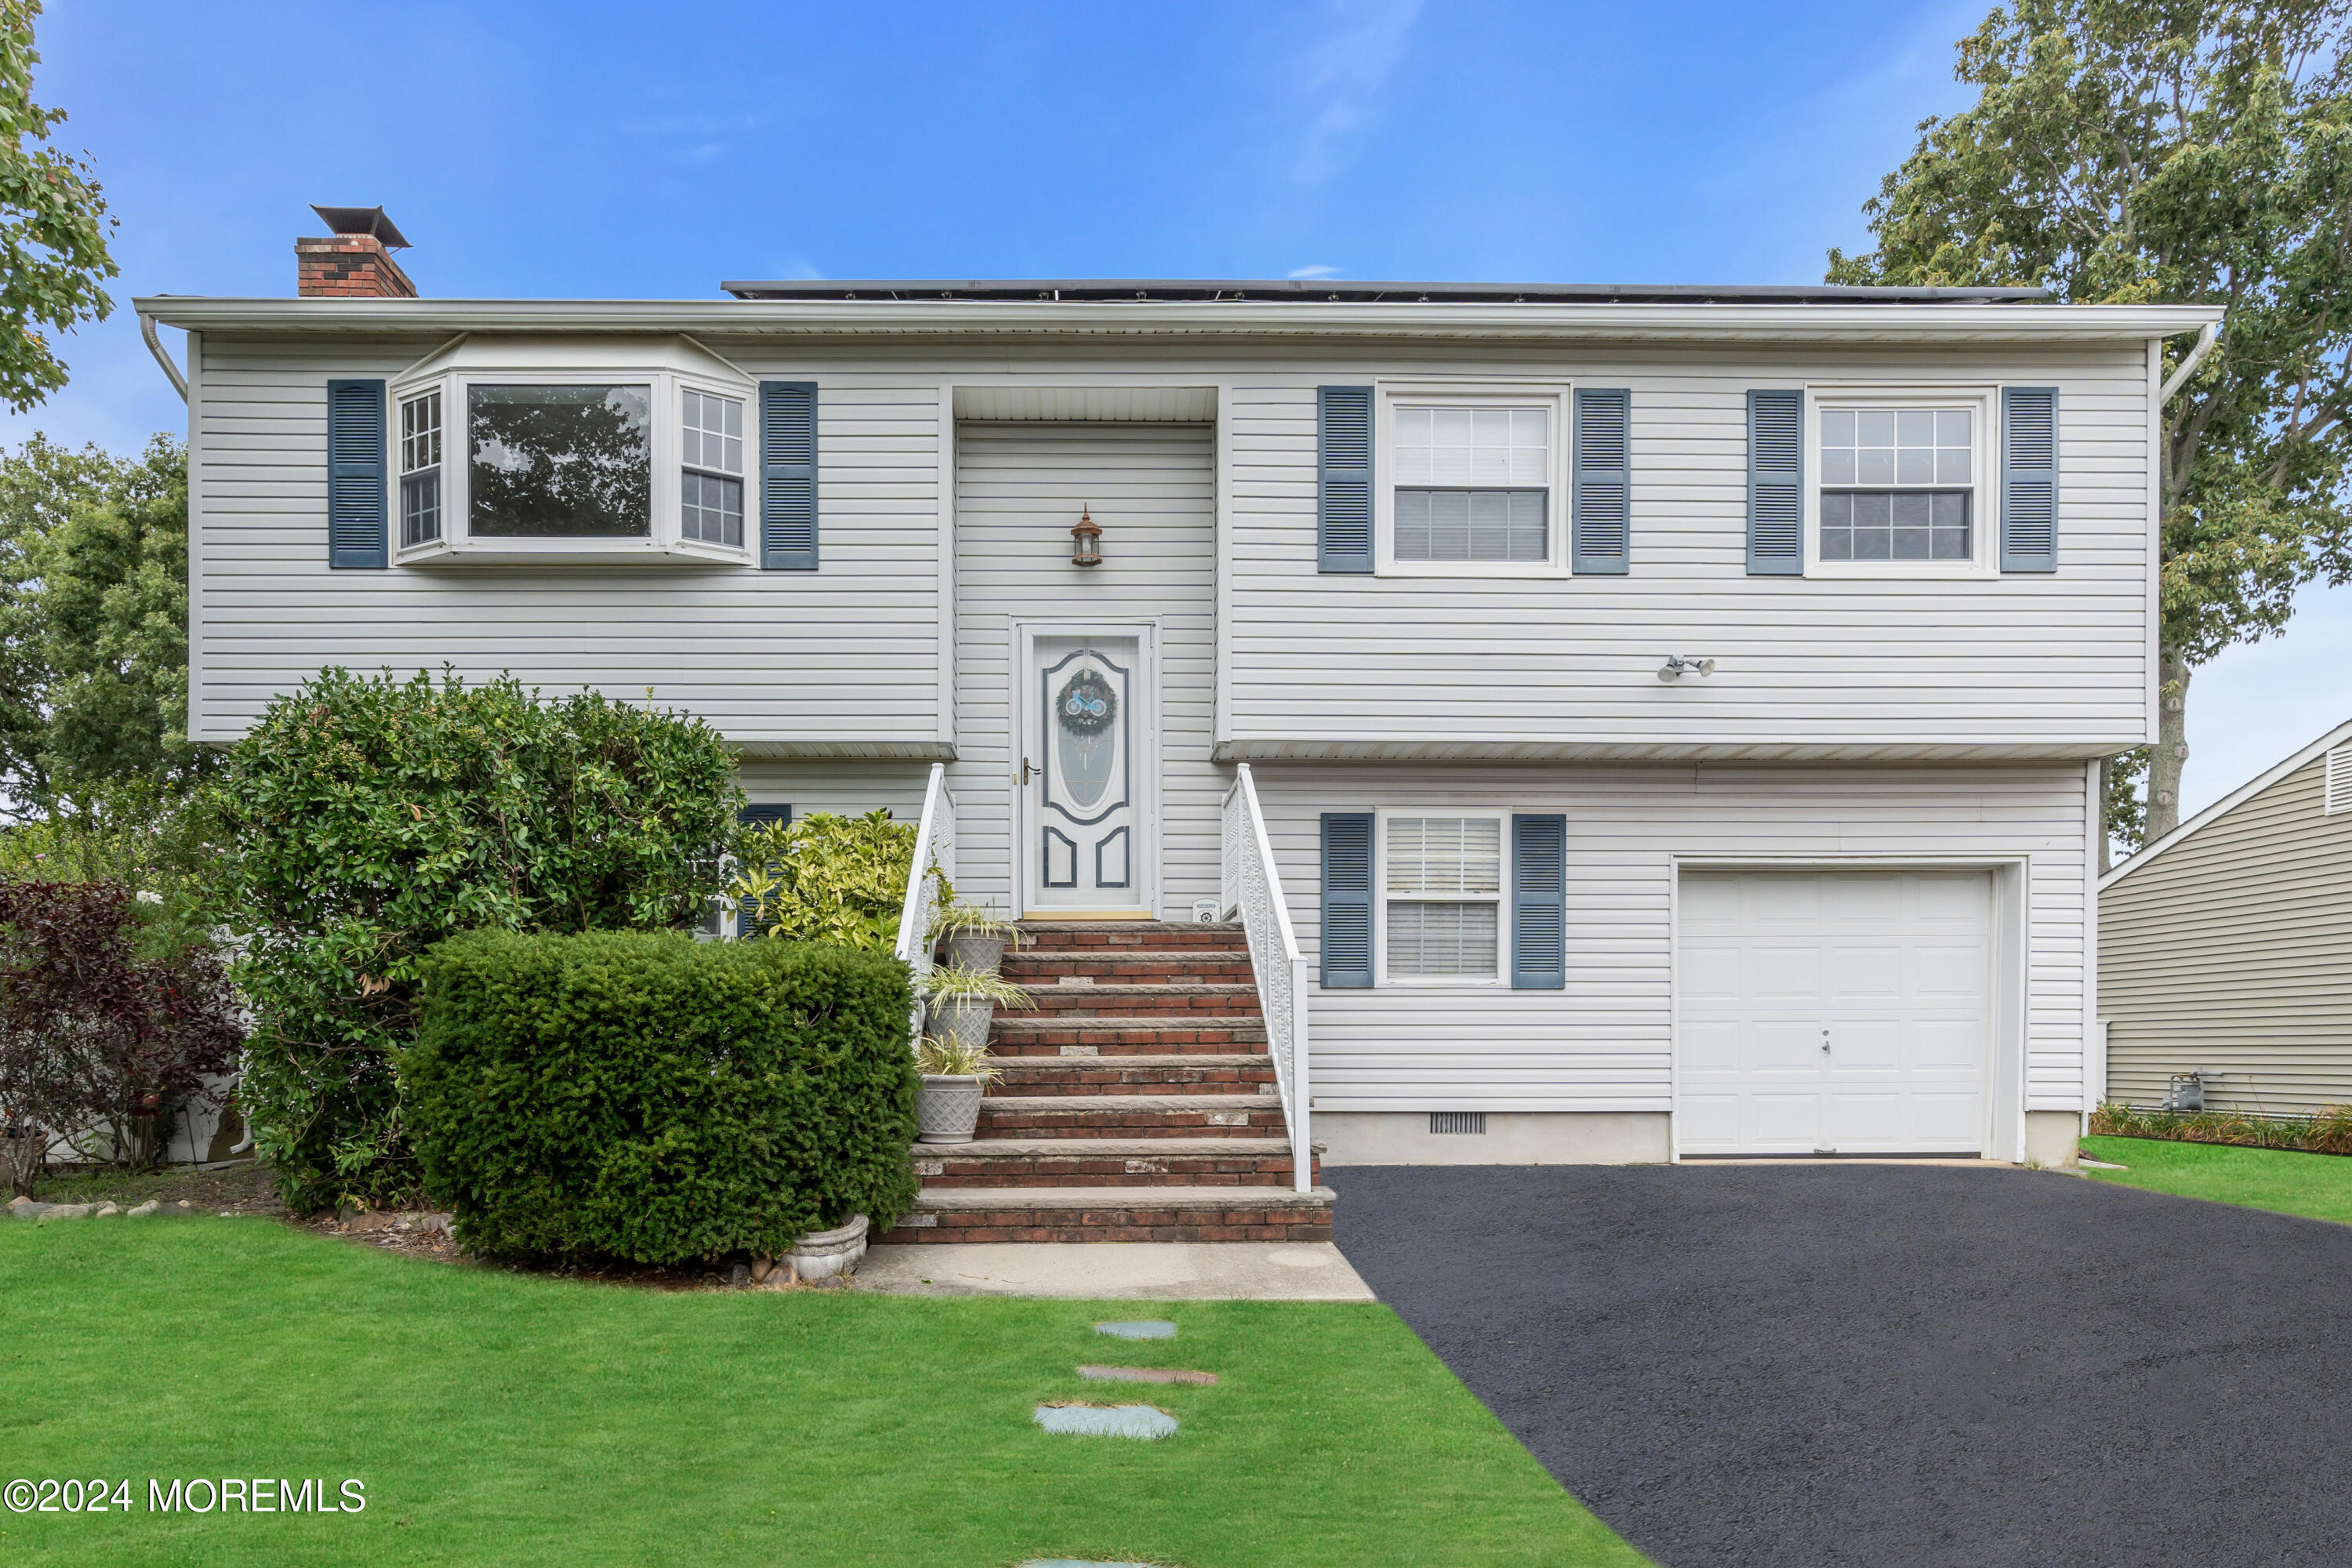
[786,1213,868,1280]
[916,1073,985,1144]
[931,995,996,1055]
[944,930,1007,973]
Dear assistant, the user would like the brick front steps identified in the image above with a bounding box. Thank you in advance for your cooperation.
[895,919,1327,1243]
[875,1185,1338,1244]
[913,1137,1321,1189]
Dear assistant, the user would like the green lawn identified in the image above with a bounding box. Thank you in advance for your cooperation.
[0,1218,1642,1568]
[2082,1134,2352,1225]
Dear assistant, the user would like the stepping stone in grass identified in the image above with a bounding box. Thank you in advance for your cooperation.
[1033,1402,1180,1440]
[1094,1320,1176,1340]
[1077,1365,1217,1386]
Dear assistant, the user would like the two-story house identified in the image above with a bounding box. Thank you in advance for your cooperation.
[140,213,2216,1237]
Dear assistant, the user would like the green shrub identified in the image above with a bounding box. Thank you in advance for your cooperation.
[209,667,743,1210]
[2090,1099,2352,1156]
[730,808,945,950]
[406,929,918,1263]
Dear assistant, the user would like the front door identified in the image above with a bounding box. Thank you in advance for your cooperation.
[1023,632,1150,914]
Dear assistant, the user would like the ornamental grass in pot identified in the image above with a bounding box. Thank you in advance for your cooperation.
[933,901,1022,975]
[913,1032,1000,1145]
[924,964,1033,1057]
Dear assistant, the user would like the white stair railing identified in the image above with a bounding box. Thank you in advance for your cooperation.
[895,762,955,1044]
[1220,763,1312,1192]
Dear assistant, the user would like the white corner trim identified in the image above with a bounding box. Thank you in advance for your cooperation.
[2101,715,2352,890]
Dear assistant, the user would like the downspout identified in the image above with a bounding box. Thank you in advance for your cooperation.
[2160,319,2219,405]
[140,310,188,401]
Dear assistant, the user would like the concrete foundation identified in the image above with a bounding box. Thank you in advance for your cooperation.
[1316,1111,1671,1166]
[2026,1110,2082,1169]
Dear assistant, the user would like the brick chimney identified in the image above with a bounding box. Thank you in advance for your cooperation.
[296,205,417,298]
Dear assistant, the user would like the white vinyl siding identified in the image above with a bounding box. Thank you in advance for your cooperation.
[189,335,947,753]
[948,422,1219,920]
[1224,341,2152,760]
[1253,762,2092,1117]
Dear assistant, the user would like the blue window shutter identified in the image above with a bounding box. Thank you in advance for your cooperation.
[1746,389,1802,575]
[759,381,818,570]
[1320,812,1374,988]
[735,803,792,938]
[1573,387,1631,575]
[325,379,387,568]
[1511,813,1566,990]
[2001,387,2059,572]
[1317,386,1374,573]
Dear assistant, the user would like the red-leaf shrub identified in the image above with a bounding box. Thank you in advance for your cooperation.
[0,879,242,1196]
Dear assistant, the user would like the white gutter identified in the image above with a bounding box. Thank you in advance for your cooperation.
[132,296,2226,345]
[138,309,187,401]
[2159,318,2221,404]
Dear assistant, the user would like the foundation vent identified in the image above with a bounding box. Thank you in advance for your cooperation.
[1429,1112,1486,1136]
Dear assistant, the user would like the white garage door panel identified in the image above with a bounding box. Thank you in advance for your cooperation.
[1677,870,1992,1155]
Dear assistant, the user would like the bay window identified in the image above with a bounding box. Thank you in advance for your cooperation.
[387,339,757,565]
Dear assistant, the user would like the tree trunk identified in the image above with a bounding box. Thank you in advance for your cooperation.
[3,1127,42,1200]
[2096,755,2112,877]
[2148,648,2192,840]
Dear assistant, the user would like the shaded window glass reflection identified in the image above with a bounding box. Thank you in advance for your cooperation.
[469,384,652,537]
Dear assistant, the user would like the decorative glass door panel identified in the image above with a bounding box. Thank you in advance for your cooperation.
[1025,633,1149,913]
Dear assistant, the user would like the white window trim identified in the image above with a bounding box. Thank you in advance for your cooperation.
[1373,808,1511,988]
[1374,383,1571,579]
[388,337,758,568]
[1803,384,1999,581]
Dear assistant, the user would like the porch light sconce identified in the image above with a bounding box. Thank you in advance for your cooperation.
[1070,504,1103,568]
[1657,655,1716,683]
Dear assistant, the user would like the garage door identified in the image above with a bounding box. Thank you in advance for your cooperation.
[1676,870,1991,1156]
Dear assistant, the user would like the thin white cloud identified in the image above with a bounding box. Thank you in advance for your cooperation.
[1291,0,1423,184]
[1288,263,1341,278]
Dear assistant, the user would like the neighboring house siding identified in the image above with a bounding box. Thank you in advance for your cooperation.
[949,422,1221,919]
[189,334,947,750]
[1250,762,2092,1113]
[2101,752,2352,1114]
[1224,342,2151,759]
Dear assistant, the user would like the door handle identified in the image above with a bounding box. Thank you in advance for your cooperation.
[1021,757,1034,786]
[1821,1026,1831,1054]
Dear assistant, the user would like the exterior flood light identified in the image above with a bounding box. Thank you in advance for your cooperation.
[1070,505,1102,567]
[1657,655,1716,683]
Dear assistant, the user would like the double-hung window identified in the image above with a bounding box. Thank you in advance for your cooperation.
[680,389,744,547]
[1809,389,1996,576]
[1380,815,1505,984]
[397,390,441,548]
[1379,388,1567,575]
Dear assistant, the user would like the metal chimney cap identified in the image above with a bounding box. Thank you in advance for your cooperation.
[308,205,411,249]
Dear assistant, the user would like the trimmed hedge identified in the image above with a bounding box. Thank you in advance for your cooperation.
[406,930,918,1264]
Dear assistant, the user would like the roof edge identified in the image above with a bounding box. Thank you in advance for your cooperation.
[134,296,2223,343]
[2101,715,2352,890]
[720,278,2051,305]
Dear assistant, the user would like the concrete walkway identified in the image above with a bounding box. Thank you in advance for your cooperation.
[856,1241,1375,1300]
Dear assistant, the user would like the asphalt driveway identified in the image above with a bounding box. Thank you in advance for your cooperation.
[1330,1163,2352,1567]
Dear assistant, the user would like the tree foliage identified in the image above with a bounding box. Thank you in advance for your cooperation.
[1828,0,2352,838]
[209,666,744,1210]
[0,877,241,1197]
[0,434,202,813]
[0,1,116,413]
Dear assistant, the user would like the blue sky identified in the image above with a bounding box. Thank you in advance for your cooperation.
[11,0,2347,820]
